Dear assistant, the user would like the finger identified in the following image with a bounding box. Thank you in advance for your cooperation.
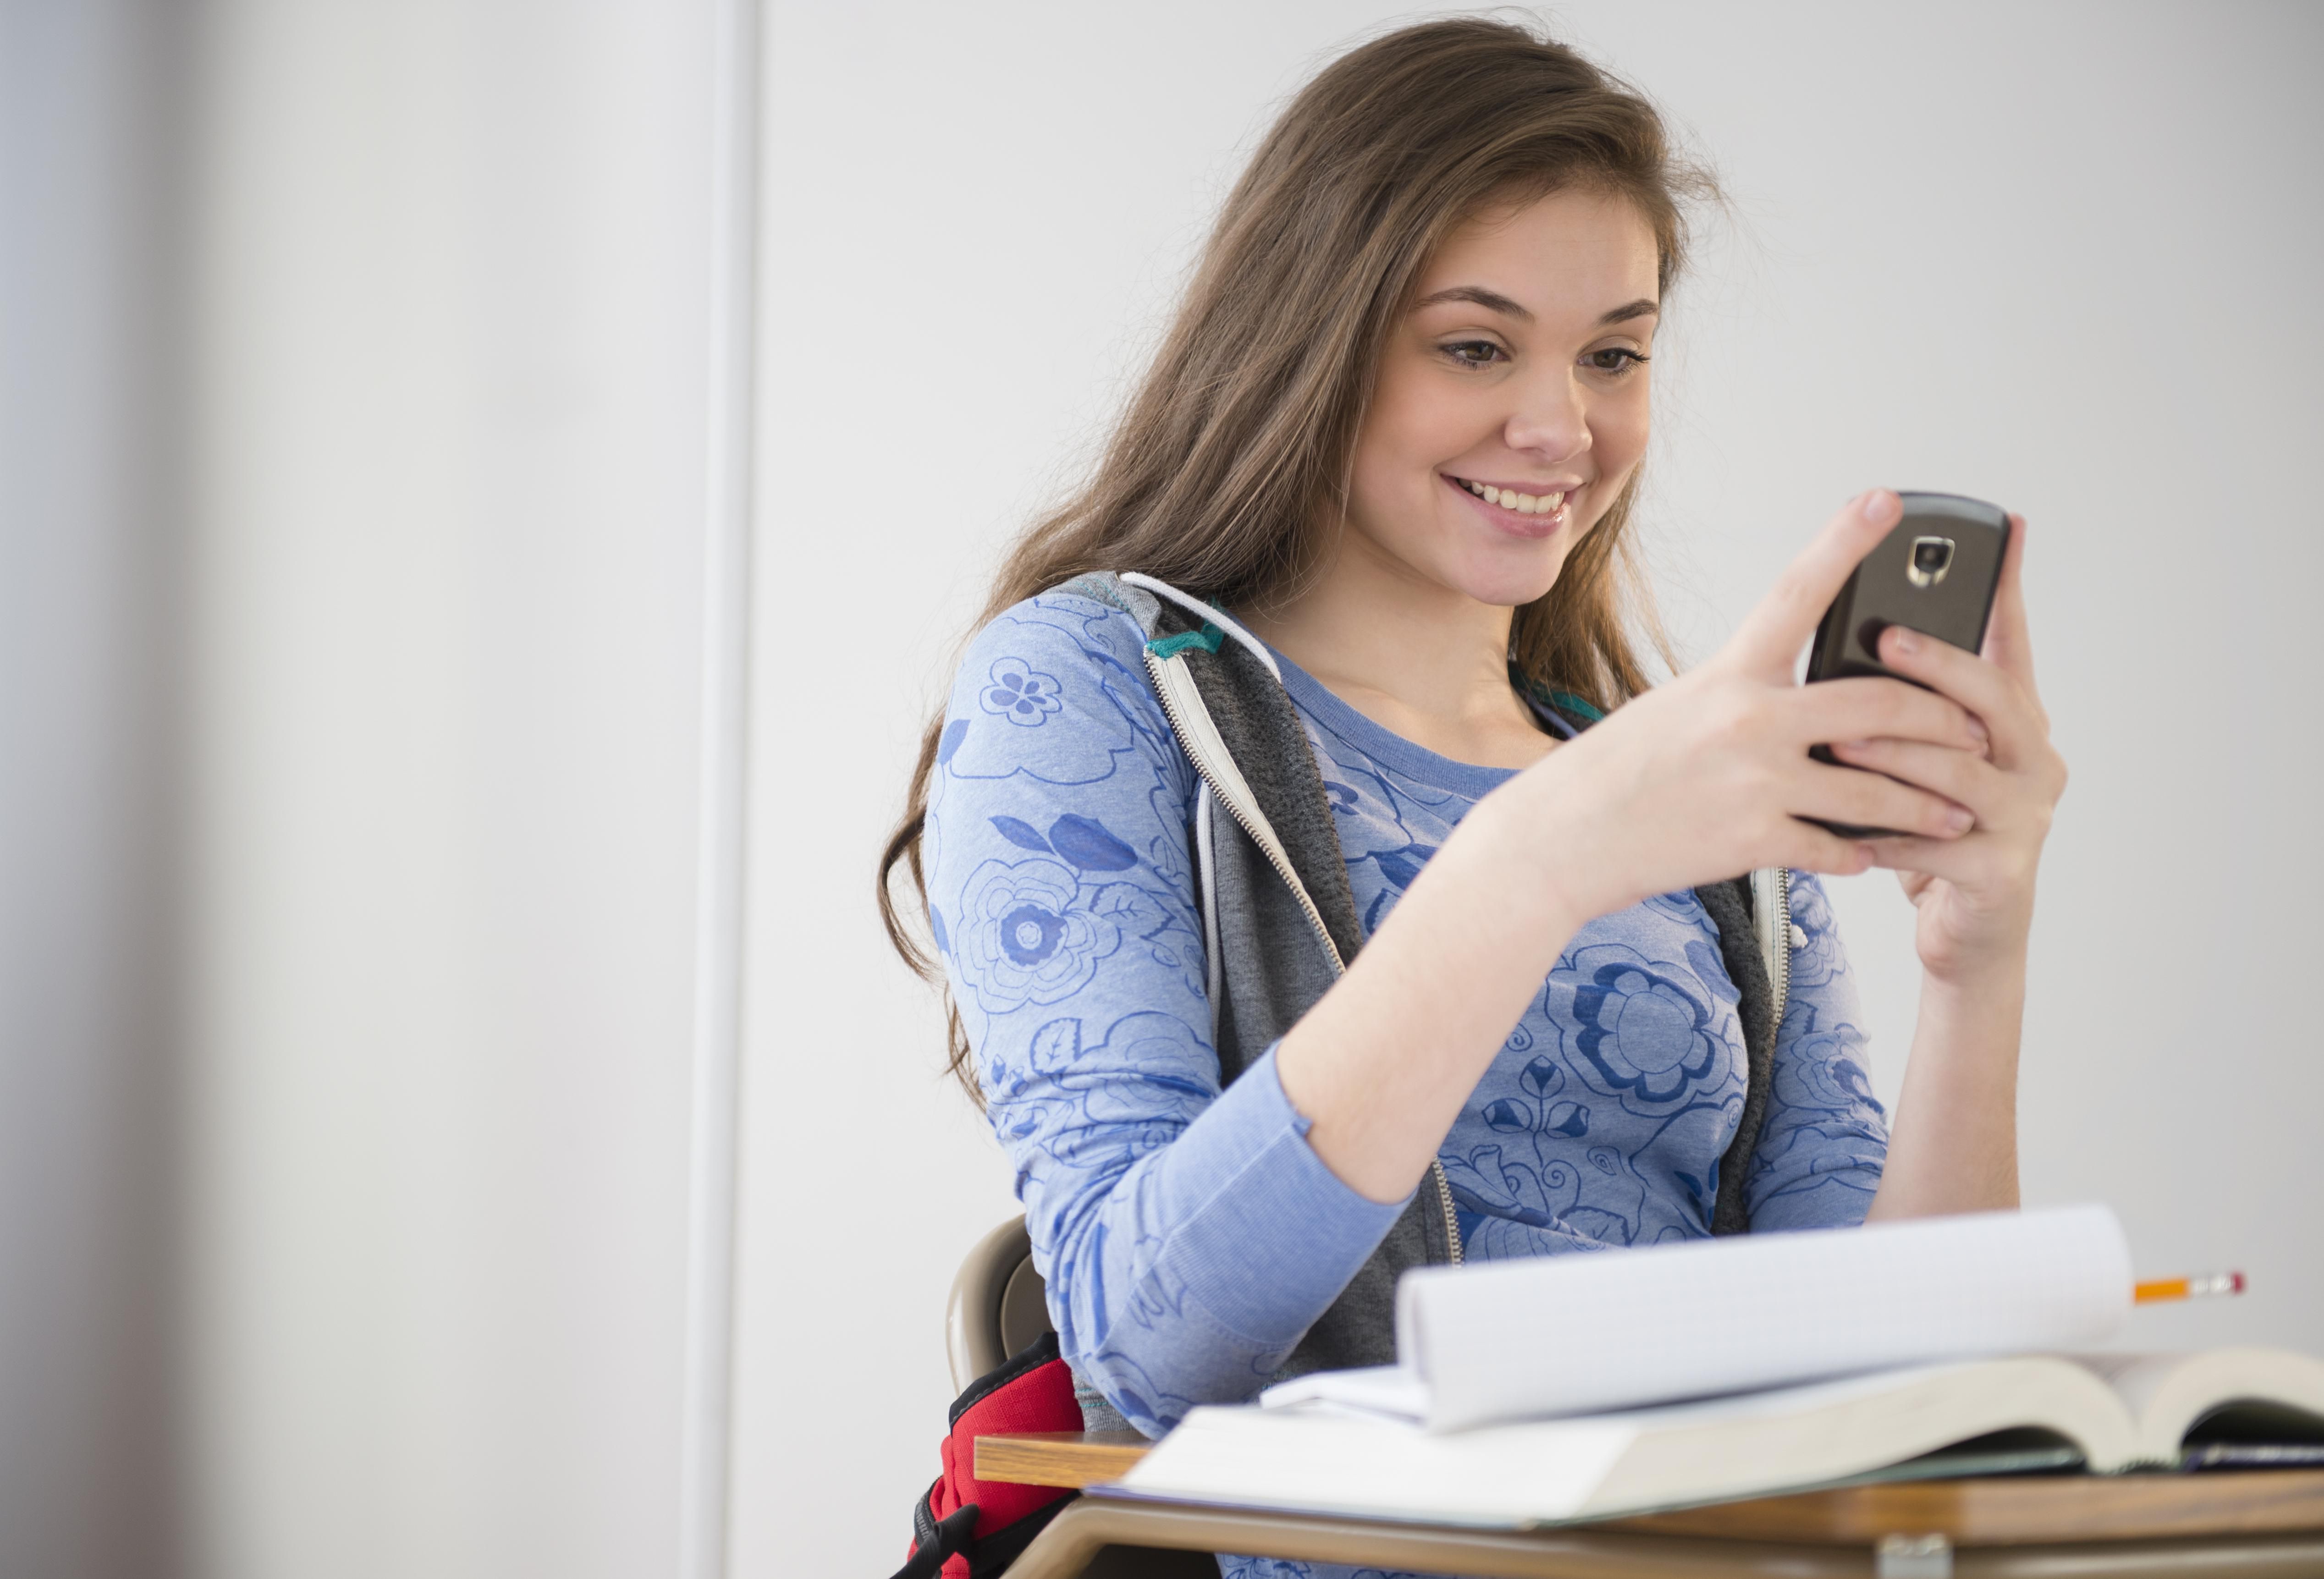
[1794,758,1975,841]
[1768,819,1879,878]
[1725,489,1901,678]
[1979,513,2043,700]
[1875,626,2043,770]
[1861,831,2020,889]
[1824,737,2006,820]
[1785,674,1988,754]
[1863,834,1979,882]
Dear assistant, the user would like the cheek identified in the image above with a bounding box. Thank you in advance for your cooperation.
[1348,391,1432,500]
[1574,387,1651,530]
[1593,386,1651,478]
[1350,363,1483,502]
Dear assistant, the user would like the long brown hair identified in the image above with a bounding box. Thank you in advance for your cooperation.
[882,17,1713,1098]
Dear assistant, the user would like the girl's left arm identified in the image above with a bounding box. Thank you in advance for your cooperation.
[1745,872,1889,1232]
[1818,518,2069,1219]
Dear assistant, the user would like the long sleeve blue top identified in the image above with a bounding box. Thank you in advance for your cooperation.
[924,591,1889,1568]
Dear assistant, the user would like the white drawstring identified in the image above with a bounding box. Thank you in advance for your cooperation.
[1120,570,1247,1038]
[1121,571,1282,682]
[1195,783,1223,1022]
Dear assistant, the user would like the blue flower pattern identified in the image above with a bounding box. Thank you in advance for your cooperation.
[925,594,1889,1579]
[982,655,1067,725]
[951,856,1125,1013]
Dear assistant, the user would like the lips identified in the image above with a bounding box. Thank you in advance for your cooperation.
[1445,472,1579,538]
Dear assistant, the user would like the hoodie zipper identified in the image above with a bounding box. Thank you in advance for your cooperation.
[1141,644,1464,1267]
[1432,1159,1463,1265]
[1771,867,1792,1035]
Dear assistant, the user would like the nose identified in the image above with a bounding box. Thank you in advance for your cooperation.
[1503,368,1592,466]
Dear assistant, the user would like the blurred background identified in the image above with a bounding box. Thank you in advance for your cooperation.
[5,2,2318,1576]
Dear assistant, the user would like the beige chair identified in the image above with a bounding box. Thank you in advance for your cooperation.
[946,1214,1055,1392]
[944,1218,1212,1578]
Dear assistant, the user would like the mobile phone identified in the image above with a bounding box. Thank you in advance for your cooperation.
[1804,491,2010,839]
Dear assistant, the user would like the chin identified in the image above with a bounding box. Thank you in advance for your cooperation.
[1445,543,1572,610]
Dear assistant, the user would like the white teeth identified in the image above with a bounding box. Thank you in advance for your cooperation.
[1459,478,1568,516]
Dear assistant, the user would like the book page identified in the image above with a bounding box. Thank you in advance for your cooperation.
[1581,1357,2138,1508]
[1399,1203,2131,1430]
[1115,1403,1637,1525]
[2071,1348,2324,1461]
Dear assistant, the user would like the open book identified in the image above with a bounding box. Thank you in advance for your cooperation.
[1113,1348,2324,1527]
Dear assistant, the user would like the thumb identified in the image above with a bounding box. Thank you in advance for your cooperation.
[1725,489,1901,678]
[1980,513,2038,690]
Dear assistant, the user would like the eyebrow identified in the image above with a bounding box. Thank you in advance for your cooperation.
[1414,285,1534,321]
[1411,287,1660,328]
[1595,297,1660,326]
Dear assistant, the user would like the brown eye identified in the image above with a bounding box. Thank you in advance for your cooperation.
[1585,347,1649,374]
[1442,340,1505,368]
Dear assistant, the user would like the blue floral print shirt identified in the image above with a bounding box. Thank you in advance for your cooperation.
[925,593,1889,1572]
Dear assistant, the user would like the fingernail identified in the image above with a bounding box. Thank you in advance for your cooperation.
[1966,715,1989,743]
[1861,489,1895,522]
[1889,627,1921,655]
[1838,739,1874,754]
[1856,842,1880,866]
[1945,805,1974,834]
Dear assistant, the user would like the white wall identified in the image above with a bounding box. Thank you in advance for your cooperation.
[737,3,2324,1573]
[179,5,732,1577]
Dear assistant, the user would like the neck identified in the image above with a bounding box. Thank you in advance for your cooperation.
[1239,532,1551,768]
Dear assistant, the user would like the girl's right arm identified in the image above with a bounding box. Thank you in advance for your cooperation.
[926,594,1404,1435]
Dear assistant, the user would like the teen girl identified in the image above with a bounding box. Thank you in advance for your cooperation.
[882,21,2065,1576]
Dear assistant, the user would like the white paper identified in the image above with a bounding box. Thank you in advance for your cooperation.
[1118,1403,1637,1524]
[1260,1364,1426,1421]
[1395,1203,2130,1430]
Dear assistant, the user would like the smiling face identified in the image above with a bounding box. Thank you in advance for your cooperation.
[1339,187,1661,609]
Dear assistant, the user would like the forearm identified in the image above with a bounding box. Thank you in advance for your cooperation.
[1021,1046,1404,1433]
[1865,959,2023,1219]
[1275,787,1588,1203]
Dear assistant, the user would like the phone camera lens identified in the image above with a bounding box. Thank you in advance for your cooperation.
[1906,535,1955,588]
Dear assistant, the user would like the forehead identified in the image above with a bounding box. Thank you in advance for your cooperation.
[1416,189,1660,314]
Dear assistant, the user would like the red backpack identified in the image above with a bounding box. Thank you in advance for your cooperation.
[889,1332,1083,1579]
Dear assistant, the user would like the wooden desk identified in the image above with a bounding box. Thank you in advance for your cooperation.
[978,1431,2324,1579]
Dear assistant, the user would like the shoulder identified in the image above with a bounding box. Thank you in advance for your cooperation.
[958,586,1152,686]
[934,589,1179,791]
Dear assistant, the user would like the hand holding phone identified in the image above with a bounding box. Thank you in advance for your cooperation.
[1804,492,2010,837]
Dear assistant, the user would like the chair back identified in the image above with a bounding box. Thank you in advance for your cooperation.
[942,1218,1219,1576]
[946,1214,1053,1393]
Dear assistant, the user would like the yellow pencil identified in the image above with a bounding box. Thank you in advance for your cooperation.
[2134,1271,2245,1304]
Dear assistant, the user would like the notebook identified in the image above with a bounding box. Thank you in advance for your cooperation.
[1302,1203,2134,1432]
[1111,1348,2324,1527]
